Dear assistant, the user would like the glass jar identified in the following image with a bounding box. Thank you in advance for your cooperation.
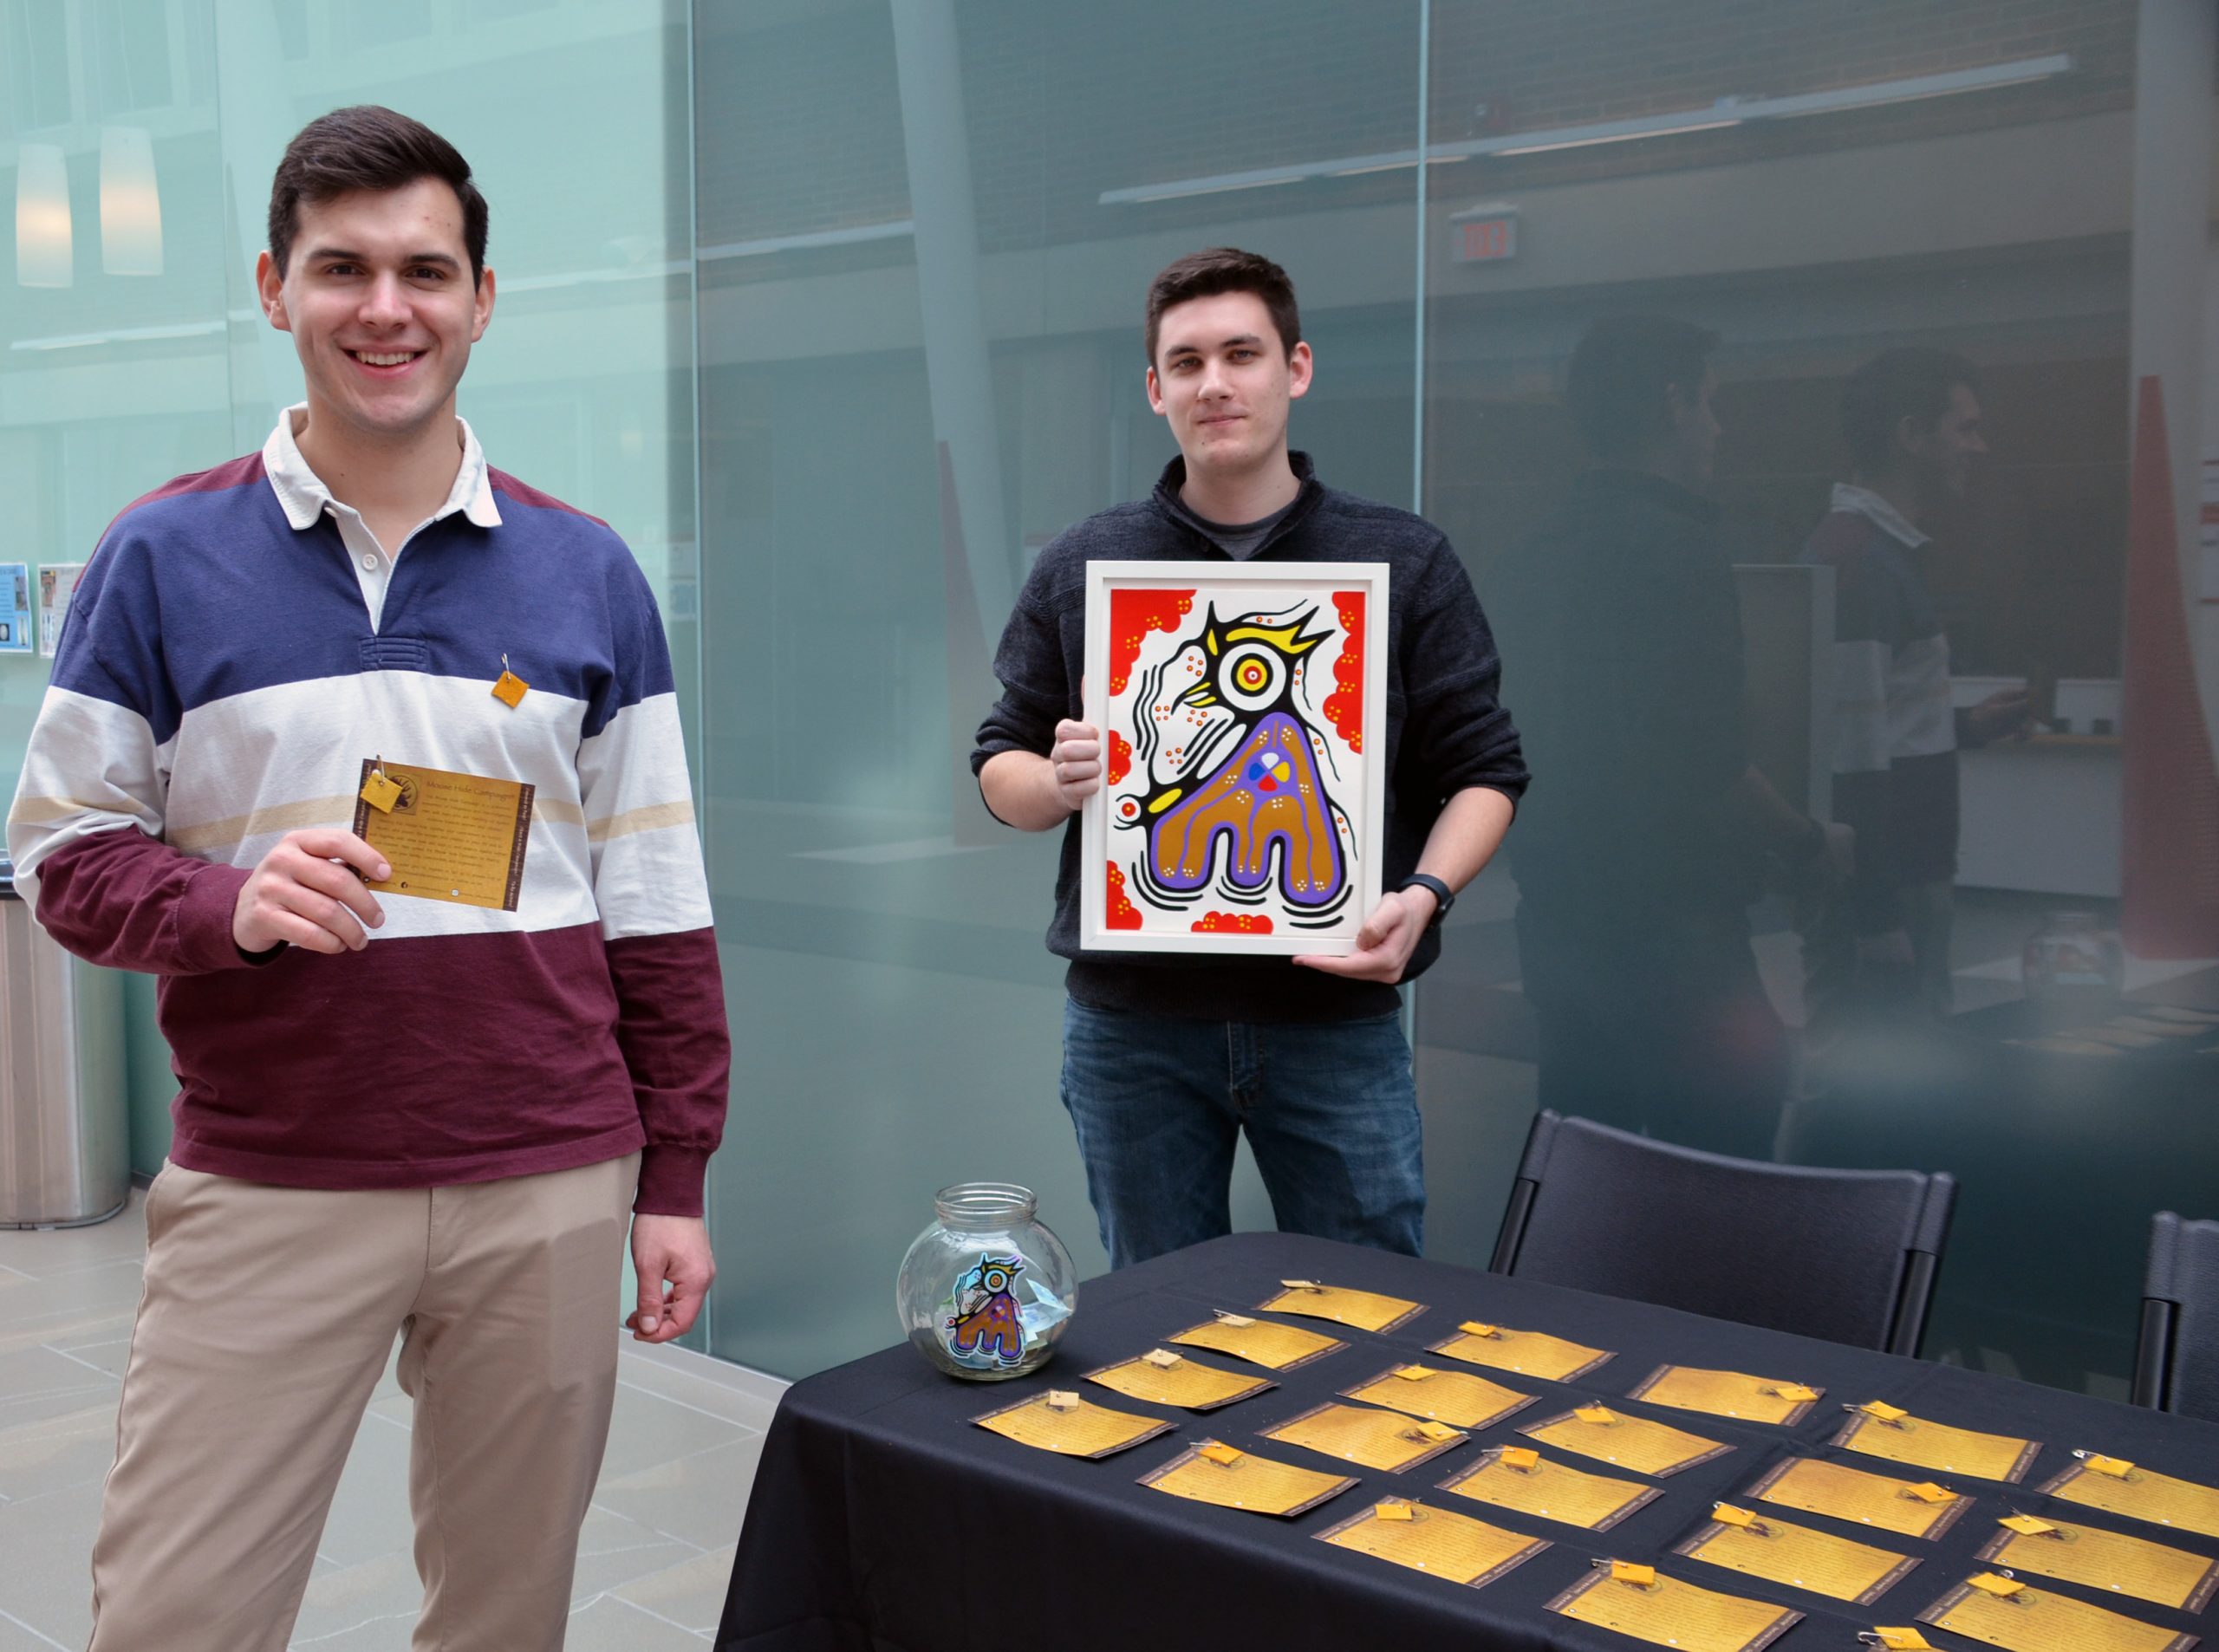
[895,1182,1077,1381]
[2023,911,2125,1013]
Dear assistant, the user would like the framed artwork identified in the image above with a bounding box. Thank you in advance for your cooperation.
[1081,560,1388,955]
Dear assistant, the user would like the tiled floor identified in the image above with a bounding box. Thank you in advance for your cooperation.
[0,1191,783,1649]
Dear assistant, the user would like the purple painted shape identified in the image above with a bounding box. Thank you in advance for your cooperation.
[1146,711,1347,907]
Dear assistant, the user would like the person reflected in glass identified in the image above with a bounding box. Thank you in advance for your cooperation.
[1488,316,1850,1160]
[1802,349,2030,1042]
[973,249,1527,1268]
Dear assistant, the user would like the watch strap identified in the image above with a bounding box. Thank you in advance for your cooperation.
[1398,873,1454,928]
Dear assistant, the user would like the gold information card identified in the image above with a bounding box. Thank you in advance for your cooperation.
[1431,1322,1614,1382]
[1262,1402,1467,1473]
[1137,1441,1355,1519]
[1255,1281,1426,1334]
[1920,1576,2198,1652]
[1342,1363,1535,1431]
[1084,1351,1273,1411]
[1747,1457,1971,1540]
[1315,1499,1551,1588]
[1834,1405,2041,1483]
[1547,1566,1803,1652]
[969,1392,1174,1460]
[1977,1514,2219,1612]
[2042,1456,2219,1541]
[353,760,534,910]
[1676,1506,1920,1605]
[1626,1365,1825,1427]
[1438,1446,1662,1532]
[1521,1405,1733,1478]
[1167,1314,1344,1372]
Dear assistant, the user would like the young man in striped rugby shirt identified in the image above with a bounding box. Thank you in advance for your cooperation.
[8,107,729,1649]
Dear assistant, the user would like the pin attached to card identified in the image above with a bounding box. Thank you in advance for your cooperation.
[1393,1365,1436,1382]
[1901,1481,1955,1504]
[491,653,529,709]
[1999,1514,2060,1538]
[1198,1442,1244,1466]
[1142,1349,1183,1369]
[1966,1571,2026,1602]
[1214,1311,1256,1327]
[1459,1322,1502,1339]
[1601,1560,1656,1589]
[1712,1504,1770,1535]
[1860,1630,1934,1650]
[2077,1451,2137,1479]
[1575,1405,1618,1426]
[359,761,402,814]
[1858,1400,1910,1428]
[1498,1447,1541,1473]
[1376,1499,1415,1522]
[1044,1390,1080,1411]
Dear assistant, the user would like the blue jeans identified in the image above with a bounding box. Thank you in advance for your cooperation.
[1059,999,1425,1269]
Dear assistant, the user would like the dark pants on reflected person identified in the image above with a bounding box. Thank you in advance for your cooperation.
[1058,999,1425,1270]
[1515,902,1792,1163]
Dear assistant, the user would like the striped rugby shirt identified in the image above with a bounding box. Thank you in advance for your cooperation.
[6,410,728,1215]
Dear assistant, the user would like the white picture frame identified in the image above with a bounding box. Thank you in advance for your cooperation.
[1081,559,1389,956]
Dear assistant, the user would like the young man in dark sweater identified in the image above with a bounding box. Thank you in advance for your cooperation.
[972,249,1526,1268]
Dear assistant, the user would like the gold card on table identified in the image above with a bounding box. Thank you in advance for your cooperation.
[1676,1508,1920,1604]
[1625,1365,1825,1427]
[1263,1402,1467,1473]
[1315,1499,1551,1588]
[1084,1350,1272,1411]
[1546,1566,1801,1652]
[352,760,533,910]
[1431,1321,1613,1382]
[970,1392,1174,1460]
[1834,1405,2040,1483]
[1521,1405,1732,1478]
[1137,1440,1356,1519]
[1167,1314,1344,1372]
[1438,1446,1662,1532]
[1256,1280,1425,1334]
[1343,1363,1535,1431]
[1747,1456,1971,1539]
[1977,1514,2219,1612]
[2041,1457,2219,1540]
[1920,1576,2199,1652]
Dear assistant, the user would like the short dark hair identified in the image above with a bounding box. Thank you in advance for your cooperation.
[1565,315,1719,463]
[1841,348,1981,472]
[268,106,488,284]
[1144,248,1301,367]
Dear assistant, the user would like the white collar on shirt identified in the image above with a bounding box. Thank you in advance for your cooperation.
[261,402,503,533]
[1829,481,1927,550]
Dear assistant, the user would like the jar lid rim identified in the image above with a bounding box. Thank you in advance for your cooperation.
[934,1181,1038,1223]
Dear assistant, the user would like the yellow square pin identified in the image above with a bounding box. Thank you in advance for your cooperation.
[491,654,528,709]
[360,767,402,813]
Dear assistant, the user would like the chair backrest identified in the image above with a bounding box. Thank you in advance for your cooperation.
[2133,1212,2219,1420]
[1490,1111,1956,1356]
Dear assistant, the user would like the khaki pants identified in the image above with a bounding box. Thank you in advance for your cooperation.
[87,1153,640,1652]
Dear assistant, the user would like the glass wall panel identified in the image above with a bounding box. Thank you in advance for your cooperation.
[2,1,696,1176]
[1419,0,2211,1393]
[694,0,1424,1378]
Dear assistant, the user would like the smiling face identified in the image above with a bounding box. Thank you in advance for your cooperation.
[1145,289,1312,485]
[256,177,494,445]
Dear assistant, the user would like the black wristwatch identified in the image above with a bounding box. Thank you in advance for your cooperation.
[1397,873,1454,928]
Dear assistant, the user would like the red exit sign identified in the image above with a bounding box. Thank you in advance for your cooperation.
[1452,206,1519,263]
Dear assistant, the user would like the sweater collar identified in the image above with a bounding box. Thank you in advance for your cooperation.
[1829,482,1928,549]
[1151,451,1323,551]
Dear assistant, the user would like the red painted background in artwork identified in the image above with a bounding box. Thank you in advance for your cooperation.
[1108,589,1194,695]
[1322,590,1364,754]
[1106,862,1142,930]
[1192,912,1273,934]
[1107,730,1131,785]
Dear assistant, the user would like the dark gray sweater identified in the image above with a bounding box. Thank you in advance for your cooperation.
[971,453,1528,1024]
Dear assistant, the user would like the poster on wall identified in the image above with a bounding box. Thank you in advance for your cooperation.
[1081,561,1387,956]
[37,563,85,659]
[0,563,31,654]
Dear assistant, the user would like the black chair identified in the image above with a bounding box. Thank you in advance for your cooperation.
[2132,1212,2219,1419]
[1489,1110,1956,1356]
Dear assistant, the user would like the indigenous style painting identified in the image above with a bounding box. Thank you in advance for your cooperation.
[1082,561,1388,955]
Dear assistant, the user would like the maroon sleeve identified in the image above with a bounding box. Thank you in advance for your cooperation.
[604,926,732,1217]
[31,829,274,975]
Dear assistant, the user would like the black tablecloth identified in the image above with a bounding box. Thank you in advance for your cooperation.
[715,1232,2219,1651]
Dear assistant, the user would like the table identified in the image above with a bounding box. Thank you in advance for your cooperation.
[714,1232,2219,1650]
